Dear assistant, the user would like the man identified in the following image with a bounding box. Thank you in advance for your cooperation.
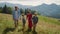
[12,6,20,29]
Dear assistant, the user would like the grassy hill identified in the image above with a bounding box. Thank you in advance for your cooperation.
[0,13,60,34]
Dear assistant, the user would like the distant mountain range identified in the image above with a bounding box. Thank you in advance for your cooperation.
[0,2,60,18]
[30,3,60,18]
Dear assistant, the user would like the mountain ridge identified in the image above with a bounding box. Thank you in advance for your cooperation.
[0,2,60,18]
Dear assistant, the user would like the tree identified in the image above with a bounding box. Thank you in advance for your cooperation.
[25,8,31,15]
[25,9,28,15]
[7,7,12,14]
[0,7,2,13]
[0,7,2,9]
[2,4,13,14]
[20,8,24,14]
[2,4,8,13]
[31,10,35,14]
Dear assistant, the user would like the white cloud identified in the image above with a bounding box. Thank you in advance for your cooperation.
[0,0,60,6]
[0,0,40,1]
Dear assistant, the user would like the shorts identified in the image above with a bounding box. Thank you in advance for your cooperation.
[22,19,26,26]
[33,22,37,25]
[13,18,18,24]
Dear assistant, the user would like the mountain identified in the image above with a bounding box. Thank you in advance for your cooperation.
[0,2,60,18]
[30,3,60,18]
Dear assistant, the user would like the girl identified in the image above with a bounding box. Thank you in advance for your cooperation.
[26,11,32,32]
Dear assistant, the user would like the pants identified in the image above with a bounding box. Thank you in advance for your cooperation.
[28,20,32,29]
[33,23,37,31]
[14,19,18,28]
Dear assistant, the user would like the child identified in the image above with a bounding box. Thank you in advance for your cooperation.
[21,13,26,31]
[18,13,26,32]
[26,11,32,32]
[32,12,38,32]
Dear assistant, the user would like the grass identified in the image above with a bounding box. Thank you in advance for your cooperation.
[0,13,60,34]
[38,15,60,25]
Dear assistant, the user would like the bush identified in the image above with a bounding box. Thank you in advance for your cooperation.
[0,9,2,13]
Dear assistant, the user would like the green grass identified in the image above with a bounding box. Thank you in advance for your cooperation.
[0,13,60,34]
[38,15,60,25]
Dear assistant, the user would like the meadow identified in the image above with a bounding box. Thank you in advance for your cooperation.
[0,13,60,34]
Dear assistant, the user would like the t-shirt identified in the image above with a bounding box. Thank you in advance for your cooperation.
[15,11,18,19]
[27,13,32,20]
[12,9,20,20]
[22,15,26,23]
[32,16,38,23]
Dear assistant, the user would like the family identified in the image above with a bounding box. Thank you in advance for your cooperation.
[12,6,38,32]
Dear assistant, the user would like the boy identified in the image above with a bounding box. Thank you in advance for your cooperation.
[32,12,38,32]
[21,13,26,31]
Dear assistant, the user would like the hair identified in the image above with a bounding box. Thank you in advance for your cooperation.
[22,15,24,16]
[34,12,37,15]
[27,11,31,14]
[22,12,25,16]
[15,6,18,8]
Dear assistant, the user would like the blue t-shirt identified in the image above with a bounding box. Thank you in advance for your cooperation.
[32,16,38,24]
[12,9,20,19]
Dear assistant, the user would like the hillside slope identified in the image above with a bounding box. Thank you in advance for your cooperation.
[0,13,60,34]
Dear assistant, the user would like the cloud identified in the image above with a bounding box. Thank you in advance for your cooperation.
[0,0,60,6]
[0,0,40,1]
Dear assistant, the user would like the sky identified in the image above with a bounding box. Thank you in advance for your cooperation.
[0,0,60,6]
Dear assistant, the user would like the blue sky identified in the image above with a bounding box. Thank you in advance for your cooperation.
[0,0,60,6]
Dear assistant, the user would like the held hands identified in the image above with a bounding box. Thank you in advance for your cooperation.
[20,17,21,20]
